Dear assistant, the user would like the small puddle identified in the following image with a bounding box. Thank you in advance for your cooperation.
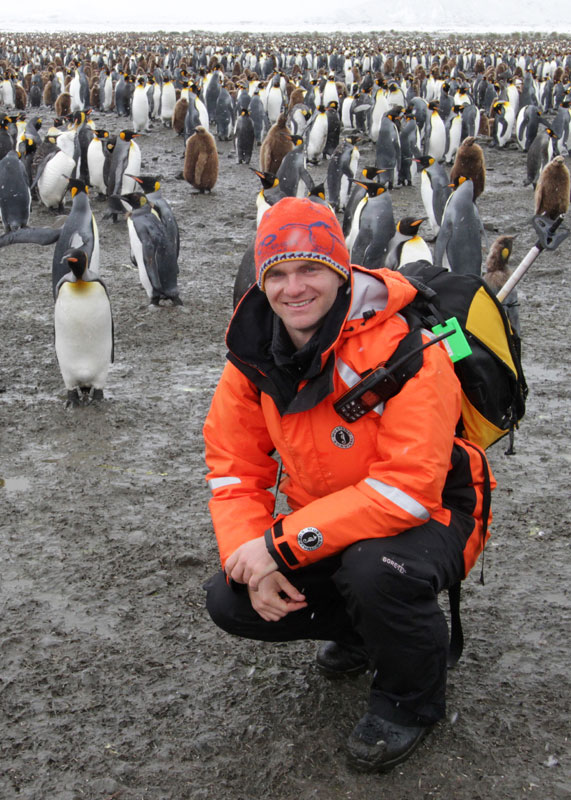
[1,476,32,493]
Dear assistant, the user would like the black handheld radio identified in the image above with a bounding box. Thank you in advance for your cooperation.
[333,328,457,423]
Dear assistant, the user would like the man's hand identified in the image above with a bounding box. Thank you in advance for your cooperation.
[248,573,307,622]
[224,536,278,589]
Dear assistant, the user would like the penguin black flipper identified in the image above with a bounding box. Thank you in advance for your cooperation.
[0,226,62,248]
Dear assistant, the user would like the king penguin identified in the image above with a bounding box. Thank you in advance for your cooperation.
[423,101,447,160]
[0,149,31,232]
[33,134,76,211]
[326,134,360,212]
[384,216,433,269]
[276,133,313,197]
[126,197,182,305]
[346,179,396,269]
[375,108,402,189]
[52,179,100,297]
[132,77,151,133]
[434,177,485,275]
[305,105,329,165]
[107,130,141,197]
[54,247,113,407]
[415,155,450,237]
[126,173,180,259]
[86,129,109,197]
[234,108,255,164]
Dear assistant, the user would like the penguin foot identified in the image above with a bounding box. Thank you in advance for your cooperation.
[88,389,104,403]
[65,389,81,408]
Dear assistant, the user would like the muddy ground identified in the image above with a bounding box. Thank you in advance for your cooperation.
[1,95,570,800]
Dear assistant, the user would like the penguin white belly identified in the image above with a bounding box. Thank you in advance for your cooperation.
[132,89,150,133]
[103,78,113,110]
[370,95,388,143]
[196,98,209,130]
[498,107,515,147]
[87,141,106,194]
[256,193,271,226]
[266,89,283,124]
[323,83,339,106]
[346,196,366,254]
[127,218,153,297]
[160,84,176,122]
[341,97,354,129]
[427,114,446,160]
[69,76,83,112]
[38,152,76,208]
[420,173,439,234]
[54,282,112,389]
[120,144,141,194]
[445,117,462,163]
[307,115,328,162]
[399,236,433,267]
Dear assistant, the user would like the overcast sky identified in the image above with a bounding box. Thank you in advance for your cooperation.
[2,1,571,35]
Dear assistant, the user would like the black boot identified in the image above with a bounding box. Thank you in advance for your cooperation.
[347,711,431,772]
[316,640,369,678]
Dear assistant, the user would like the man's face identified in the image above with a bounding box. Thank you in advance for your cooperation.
[264,259,345,349]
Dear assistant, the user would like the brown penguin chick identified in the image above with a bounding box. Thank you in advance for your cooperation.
[450,136,486,201]
[183,126,219,193]
[14,83,27,110]
[172,97,189,136]
[478,112,490,137]
[42,80,53,106]
[483,235,516,293]
[54,91,72,117]
[534,155,571,218]
[259,112,293,174]
[90,83,100,108]
[287,86,306,111]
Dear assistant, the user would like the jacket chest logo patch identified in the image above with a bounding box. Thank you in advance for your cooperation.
[297,527,323,551]
[331,426,354,449]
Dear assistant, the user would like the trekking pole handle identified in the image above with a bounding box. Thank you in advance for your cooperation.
[496,245,541,302]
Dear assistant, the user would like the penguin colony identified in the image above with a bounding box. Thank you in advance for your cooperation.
[1,30,570,403]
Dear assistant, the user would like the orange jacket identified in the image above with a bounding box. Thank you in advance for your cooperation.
[204,266,495,576]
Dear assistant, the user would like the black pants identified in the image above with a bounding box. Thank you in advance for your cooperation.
[205,512,474,726]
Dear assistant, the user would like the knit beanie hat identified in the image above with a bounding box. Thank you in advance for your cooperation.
[255,197,351,291]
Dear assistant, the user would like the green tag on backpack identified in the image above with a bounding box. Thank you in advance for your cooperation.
[432,316,472,363]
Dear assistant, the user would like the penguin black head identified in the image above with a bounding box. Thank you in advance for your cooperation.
[61,248,89,280]
[94,129,109,139]
[68,178,89,197]
[285,133,304,147]
[120,130,139,141]
[308,182,326,201]
[351,178,386,197]
[397,216,427,236]
[127,174,161,193]
[251,168,279,191]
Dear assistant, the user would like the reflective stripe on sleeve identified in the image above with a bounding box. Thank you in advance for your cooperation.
[364,477,430,520]
[208,476,242,491]
[336,358,384,416]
